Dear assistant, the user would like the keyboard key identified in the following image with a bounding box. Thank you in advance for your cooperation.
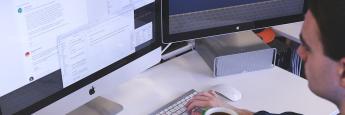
[151,89,198,115]
[175,110,183,114]
[163,109,169,113]
[173,106,180,111]
[180,107,187,112]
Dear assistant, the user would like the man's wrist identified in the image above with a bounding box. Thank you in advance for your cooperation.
[236,109,254,115]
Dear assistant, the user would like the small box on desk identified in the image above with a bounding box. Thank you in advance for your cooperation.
[195,31,276,77]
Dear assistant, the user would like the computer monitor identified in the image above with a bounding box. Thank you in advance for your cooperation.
[161,0,307,43]
[0,0,160,114]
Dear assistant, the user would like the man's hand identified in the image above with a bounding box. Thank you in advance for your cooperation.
[185,90,253,115]
[186,90,226,111]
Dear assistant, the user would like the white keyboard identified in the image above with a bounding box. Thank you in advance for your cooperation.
[151,89,198,115]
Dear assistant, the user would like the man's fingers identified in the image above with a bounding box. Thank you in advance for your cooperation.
[186,92,214,107]
[192,95,211,101]
[209,90,217,96]
[191,111,202,115]
[185,98,208,109]
[196,91,216,98]
[186,100,210,112]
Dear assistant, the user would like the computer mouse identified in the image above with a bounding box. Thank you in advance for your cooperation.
[210,84,242,102]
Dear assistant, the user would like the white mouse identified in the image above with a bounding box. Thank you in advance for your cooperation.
[209,84,242,102]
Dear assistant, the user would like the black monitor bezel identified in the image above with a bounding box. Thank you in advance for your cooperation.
[14,1,161,114]
[161,0,308,43]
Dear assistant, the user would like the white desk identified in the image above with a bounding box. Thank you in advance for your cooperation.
[105,51,337,115]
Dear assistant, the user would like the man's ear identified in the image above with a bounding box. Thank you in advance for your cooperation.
[339,58,345,88]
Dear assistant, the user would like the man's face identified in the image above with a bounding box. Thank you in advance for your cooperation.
[298,10,339,100]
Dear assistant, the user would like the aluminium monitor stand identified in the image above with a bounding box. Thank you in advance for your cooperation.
[67,96,123,115]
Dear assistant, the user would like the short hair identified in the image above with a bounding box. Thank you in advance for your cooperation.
[308,0,345,61]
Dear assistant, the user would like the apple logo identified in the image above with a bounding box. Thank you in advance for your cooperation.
[89,86,95,95]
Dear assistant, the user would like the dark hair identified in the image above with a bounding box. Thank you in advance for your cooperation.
[308,0,345,61]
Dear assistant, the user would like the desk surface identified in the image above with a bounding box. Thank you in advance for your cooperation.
[106,51,337,115]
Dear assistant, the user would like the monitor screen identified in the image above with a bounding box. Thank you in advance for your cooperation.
[0,0,159,114]
[161,0,306,43]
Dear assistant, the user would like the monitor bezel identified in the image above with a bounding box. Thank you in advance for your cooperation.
[161,0,308,43]
[14,0,161,114]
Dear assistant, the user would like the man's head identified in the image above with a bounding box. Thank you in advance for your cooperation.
[298,0,345,105]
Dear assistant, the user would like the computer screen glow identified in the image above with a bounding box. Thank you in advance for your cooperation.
[0,0,155,114]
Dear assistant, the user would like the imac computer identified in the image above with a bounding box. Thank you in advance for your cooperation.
[150,0,306,114]
[0,0,161,114]
[161,0,307,43]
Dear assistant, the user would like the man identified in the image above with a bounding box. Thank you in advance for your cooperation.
[186,0,345,115]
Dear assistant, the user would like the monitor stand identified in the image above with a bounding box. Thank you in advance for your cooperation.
[67,96,123,115]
